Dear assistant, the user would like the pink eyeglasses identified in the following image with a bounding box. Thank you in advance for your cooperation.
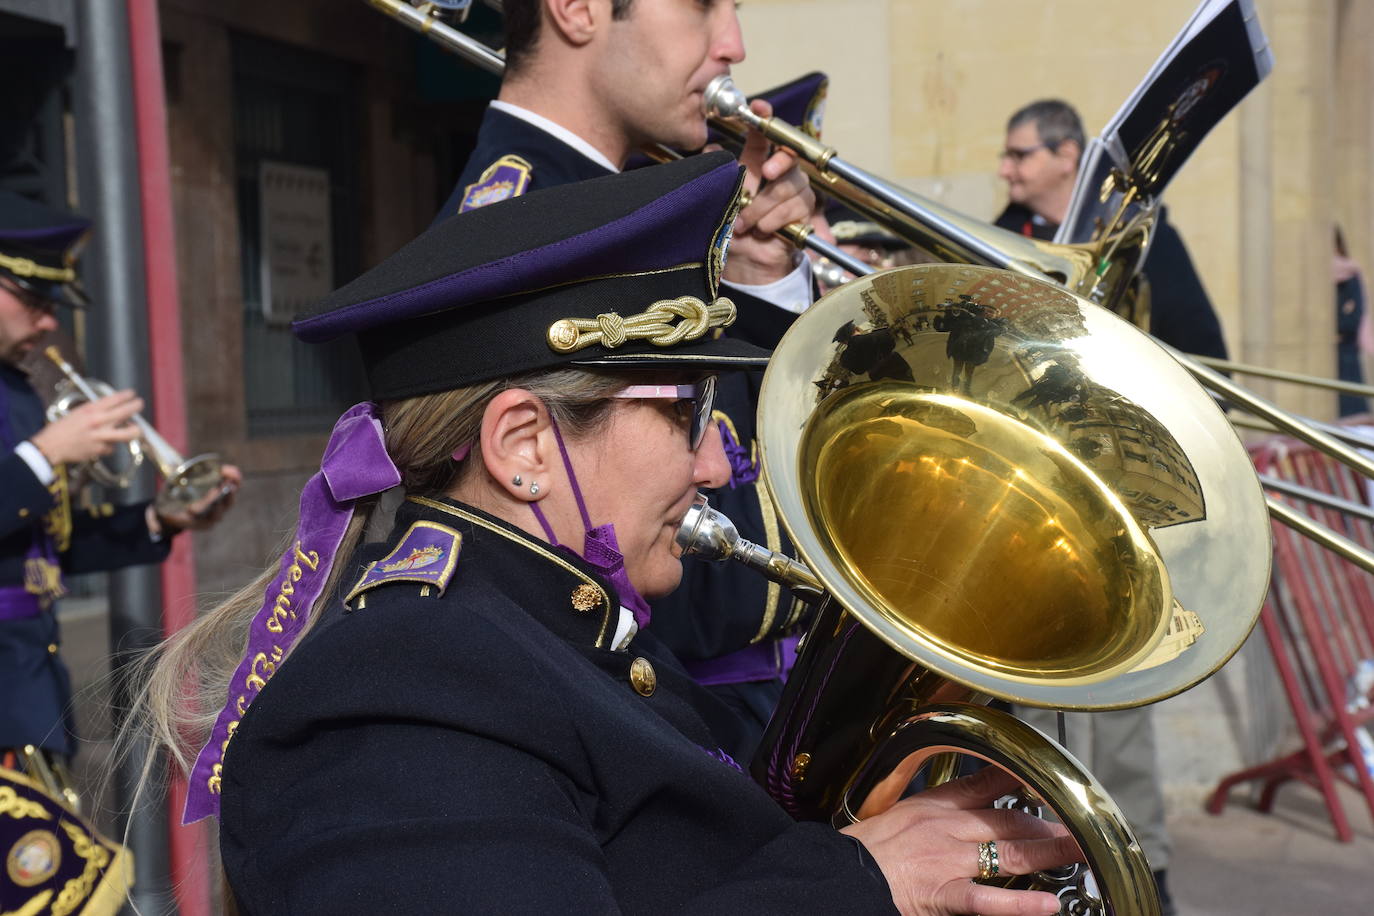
[611,376,718,450]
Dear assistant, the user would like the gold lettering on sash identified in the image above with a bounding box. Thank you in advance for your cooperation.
[295,542,320,570]
[213,539,321,786]
[244,652,276,691]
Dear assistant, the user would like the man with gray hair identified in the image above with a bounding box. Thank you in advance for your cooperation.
[994,97,1228,361]
[995,99,1086,236]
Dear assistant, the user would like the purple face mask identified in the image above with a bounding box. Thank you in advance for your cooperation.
[527,414,652,629]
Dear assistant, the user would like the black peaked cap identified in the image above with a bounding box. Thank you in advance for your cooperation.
[0,190,91,307]
[293,151,770,400]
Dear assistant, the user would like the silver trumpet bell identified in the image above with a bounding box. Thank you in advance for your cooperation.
[44,346,225,516]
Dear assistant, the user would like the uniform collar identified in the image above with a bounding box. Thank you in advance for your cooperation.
[489,100,622,175]
[391,495,630,651]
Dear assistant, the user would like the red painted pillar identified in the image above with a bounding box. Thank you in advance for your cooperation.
[125,1,211,913]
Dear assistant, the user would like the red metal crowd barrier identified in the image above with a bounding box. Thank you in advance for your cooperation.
[1207,438,1374,842]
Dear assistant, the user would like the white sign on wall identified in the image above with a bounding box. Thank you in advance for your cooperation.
[259,161,333,326]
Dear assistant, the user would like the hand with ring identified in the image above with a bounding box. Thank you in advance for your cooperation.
[840,766,1083,916]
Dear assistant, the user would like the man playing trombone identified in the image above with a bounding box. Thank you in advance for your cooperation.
[437,0,820,750]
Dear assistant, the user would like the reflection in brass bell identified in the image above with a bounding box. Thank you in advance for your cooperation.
[629,657,656,697]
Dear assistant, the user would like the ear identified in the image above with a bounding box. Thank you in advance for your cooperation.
[479,388,557,502]
[544,0,602,46]
[1058,139,1083,172]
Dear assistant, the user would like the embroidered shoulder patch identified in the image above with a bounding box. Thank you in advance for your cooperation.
[803,79,828,139]
[346,521,462,604]
[8,829,61,887]
[459,154,534,212]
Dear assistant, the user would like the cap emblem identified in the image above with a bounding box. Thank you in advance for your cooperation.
[708,188,744,296]
[547,295,737,354]
[803,81,828,139]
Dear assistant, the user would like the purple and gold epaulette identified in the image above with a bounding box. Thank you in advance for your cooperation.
[0,764,132,912]
[346,520,462,605]
[459,154,533,213]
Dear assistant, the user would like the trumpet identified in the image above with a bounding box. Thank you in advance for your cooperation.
[44,346,226,516]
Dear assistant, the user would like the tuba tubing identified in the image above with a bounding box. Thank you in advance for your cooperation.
[678,261,1275,913]
[678,498,1160,915]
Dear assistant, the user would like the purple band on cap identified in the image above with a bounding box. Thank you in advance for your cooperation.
[292,160,737,343]
[183,402,401,824]
[1,223,89,247]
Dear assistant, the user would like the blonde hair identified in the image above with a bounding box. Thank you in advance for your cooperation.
[119,367,631,858]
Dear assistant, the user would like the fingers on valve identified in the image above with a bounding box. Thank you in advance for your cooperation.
[953,882,1061,916]
[978,834,1083,878]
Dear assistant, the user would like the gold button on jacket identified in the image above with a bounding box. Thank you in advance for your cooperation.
[629,657,656,697]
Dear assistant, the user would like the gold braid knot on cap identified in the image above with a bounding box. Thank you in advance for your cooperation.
[547,295,736,354]
[0,252,76,283]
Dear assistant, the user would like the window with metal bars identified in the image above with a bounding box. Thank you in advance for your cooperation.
[232,33,368,437]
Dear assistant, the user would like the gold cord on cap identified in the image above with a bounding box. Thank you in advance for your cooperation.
[547,295,736,354]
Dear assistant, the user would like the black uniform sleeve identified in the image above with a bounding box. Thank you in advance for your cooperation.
[0,449,55,539]
[62,501,171,575]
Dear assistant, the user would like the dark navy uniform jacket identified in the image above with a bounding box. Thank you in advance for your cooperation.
[437,105,806,752]
[1,363,169,755]
[436,106,615,221]
[995,202,1229,359]
[219,496,894,914]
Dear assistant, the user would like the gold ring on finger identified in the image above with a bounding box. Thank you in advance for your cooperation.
[977,840,1000,880]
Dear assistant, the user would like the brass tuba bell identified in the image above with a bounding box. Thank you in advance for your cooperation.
[43,346,226,516]
[680,263,1271,914]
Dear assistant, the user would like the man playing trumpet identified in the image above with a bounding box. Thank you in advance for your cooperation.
[0,190,240,832]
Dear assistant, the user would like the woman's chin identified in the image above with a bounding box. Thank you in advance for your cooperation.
[637,559,685,601]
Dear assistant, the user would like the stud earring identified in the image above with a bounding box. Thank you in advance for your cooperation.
[512,474,523,486]
[530,481,540,496]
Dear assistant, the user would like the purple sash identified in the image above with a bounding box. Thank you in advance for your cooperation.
[183,403,400,824]
[0,586,42,621]
[682,635,800,687]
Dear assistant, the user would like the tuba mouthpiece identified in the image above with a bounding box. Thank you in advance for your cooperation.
[676,493,739,563]
[677,494,825,603]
